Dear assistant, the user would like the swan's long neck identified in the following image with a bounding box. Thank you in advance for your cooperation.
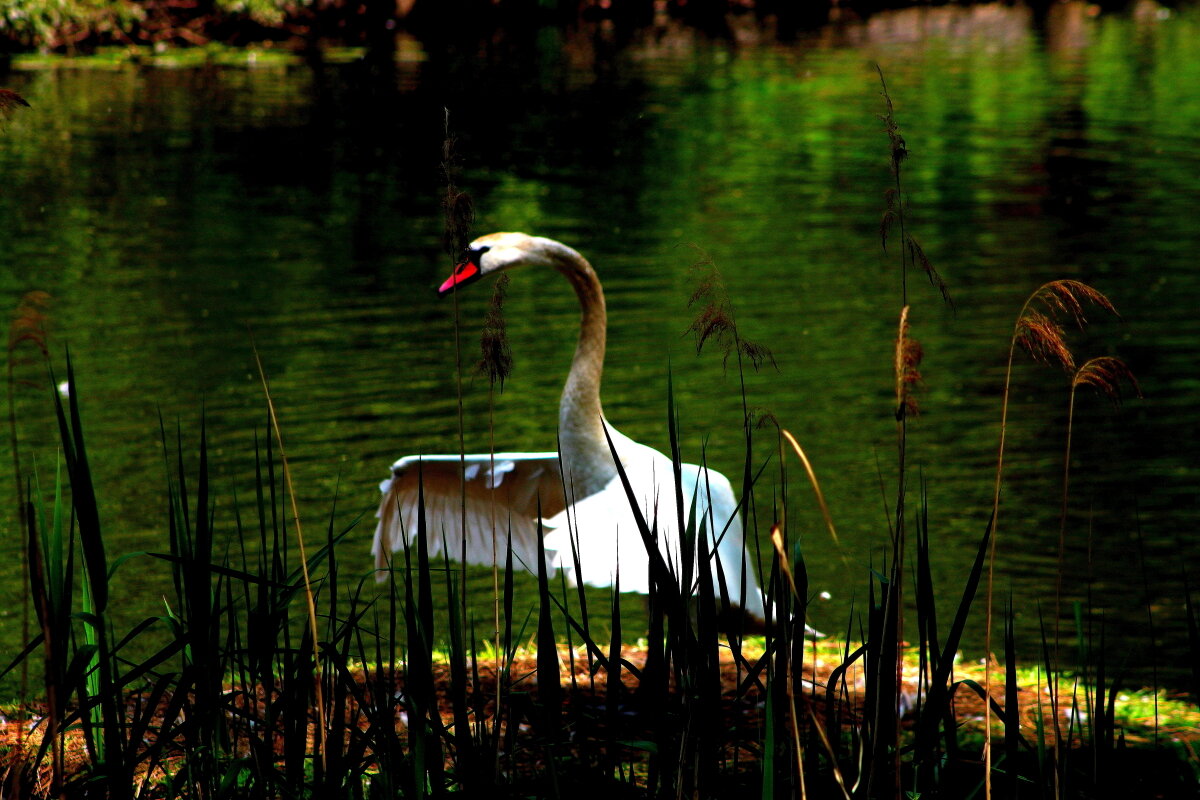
[548,242,617,498]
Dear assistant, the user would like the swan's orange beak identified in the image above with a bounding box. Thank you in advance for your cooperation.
[438,259,482,295]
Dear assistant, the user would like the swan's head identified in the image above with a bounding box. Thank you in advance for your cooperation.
[438,232,566,295]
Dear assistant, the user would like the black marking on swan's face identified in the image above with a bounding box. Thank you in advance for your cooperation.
[462,244,491,267]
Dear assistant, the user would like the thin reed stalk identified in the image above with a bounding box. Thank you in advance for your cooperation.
[984,280,1117,795]
[478,272,514,776]
[1050,356,1140,777]
[6,291,51,737]
[253,346,327,770]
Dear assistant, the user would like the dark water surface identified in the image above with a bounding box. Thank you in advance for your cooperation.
[1,4,1197,691]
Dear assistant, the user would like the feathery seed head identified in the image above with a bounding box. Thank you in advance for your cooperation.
[1029,280,1117,328]
[443,189,474,258]
[441,109,474,257]
[685,246,776,372]
[1014,280,1118,372]
[1015,310,1074,372]
[906,234,954,310]
[1072,356,1141,406]
[894,306,924,419]
[478,274,513,389]
[877,66,908,174]
[8,291,51,357]
[0,89,29,124]
[751,408,781,431]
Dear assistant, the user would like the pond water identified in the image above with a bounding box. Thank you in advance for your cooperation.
[1,3,1197,692]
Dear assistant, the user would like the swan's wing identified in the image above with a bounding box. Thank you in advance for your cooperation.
[372,453,567,580]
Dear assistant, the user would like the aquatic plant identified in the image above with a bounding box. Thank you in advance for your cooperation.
[877,66,952,312]
[984,279,1121,794]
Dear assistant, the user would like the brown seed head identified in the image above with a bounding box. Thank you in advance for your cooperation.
[443,188,474,258]
[1015,310,1074,372]
[894,306,924,419]
[440,110,474,256]
[8,291,51,357]
[478,274,513,390]
[1014,280,1118,372]
[1072,356,1141,406]
[1030,280,1117,328]
[0,89,30,121]
[751,408,781,431]
[685,246,775,372]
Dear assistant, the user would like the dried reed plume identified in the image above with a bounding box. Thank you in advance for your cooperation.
[8,290,51,368]
[478,274,513,389]
[1072,355,1140,405]
[441,108,474,257]
[1014,281,1117,372]
[984,279,1119,792]
[894,305,923,420]
[877,66,953,311]
[685,247,775,373]
[0,89,30,123]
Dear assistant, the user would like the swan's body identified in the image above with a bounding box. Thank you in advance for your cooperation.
[372,233,766,626]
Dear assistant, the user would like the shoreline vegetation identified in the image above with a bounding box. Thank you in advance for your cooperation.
[0,0,1180,58]
[3,642,1198,797]
[1,362,1197,797]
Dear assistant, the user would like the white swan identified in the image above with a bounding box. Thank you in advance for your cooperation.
[372,233,767,628]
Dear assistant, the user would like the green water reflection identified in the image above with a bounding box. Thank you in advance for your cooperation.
[1,4,1197,692]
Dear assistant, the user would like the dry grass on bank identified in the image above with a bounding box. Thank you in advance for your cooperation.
[2,640,1196,797]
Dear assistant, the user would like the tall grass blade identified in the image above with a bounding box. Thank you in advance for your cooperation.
[916,511,994,759]
[606,576,622,777]
[52,358,129,796]
[780,429,839,549]
[52,356,106,614]
[601,423,677,602]
[1004,596,1020,798]
[1185,573,1200,708]
[443,560,476,789]
[404,464,443,797]
[535,505,561,738]
[253,345,327,769]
